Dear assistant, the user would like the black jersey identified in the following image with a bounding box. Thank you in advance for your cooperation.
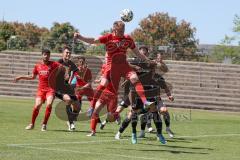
[128,57,154,78]
[58,59,79,83]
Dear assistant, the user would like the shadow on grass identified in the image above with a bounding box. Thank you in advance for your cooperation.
[140,143,213,150]
[108,147,209,155]
[139,137,195,143]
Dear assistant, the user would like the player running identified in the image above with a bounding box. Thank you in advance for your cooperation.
[14,49,60,131]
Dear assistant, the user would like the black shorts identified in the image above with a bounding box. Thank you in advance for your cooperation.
[55,91,78,101]
[132,97,158,110]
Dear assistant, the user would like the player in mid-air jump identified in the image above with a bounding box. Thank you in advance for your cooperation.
[73,21,156,118]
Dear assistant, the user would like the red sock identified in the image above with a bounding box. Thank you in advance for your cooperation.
[90,113,99,133]
[90,118,98,133]
[134,81,147,103]
[42,105,52,125]
[31,107,39,125]
[91,85,105,108]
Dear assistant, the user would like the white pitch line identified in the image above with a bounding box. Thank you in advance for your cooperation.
[177,133,240,138]
[11,145,160,160]
[7,139,129,147]
[7,133,240,147]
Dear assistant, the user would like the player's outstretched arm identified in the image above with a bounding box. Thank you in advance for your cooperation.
[13,74,36,83]
[74,32,99,44]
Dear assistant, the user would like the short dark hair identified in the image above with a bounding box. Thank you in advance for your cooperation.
[113,21,125,30]
[77,56,85,61]
[62,45,71,52]
[42,48,50,54]
[139,45,148,52]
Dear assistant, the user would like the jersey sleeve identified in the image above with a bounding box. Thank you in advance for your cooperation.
[98,34,111,44]
[32,64,38,75]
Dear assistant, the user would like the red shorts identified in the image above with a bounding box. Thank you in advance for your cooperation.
[76,88,94,101]
[36,88,55,102]
[98,90,118,113]
[103,63,136,93]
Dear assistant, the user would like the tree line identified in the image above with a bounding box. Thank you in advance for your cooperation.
[1,12,239,63]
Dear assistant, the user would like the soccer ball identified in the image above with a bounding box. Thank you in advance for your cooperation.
[120,9,133,22]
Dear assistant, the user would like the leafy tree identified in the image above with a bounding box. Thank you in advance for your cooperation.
[131,12,198,60]
[7,36,27,50]
[211,15,240,64]
[11,22,49,48]
[0,39,7,51]
[42,22,85,54]
[0,22,15,42]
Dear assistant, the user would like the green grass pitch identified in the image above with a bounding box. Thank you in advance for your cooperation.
[0,97,239,160]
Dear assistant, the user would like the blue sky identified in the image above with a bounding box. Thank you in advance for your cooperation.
[0,0,240,44]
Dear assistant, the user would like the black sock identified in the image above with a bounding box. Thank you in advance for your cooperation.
[140,114,147,131]
[72,105,81,121]
[66,105,73,123]
[146,113,152,128]
[119,117,131,133]
[152,112,162,135]
[98,118,102,124]
[163,111,170,127]
[131,112,138,134]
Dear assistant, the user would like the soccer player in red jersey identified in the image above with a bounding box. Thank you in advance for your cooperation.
[74,21,156,112]
[87,76,120,136]
[14,49,60,131]
[73,56,94,104]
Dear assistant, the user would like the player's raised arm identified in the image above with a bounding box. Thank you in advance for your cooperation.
[74,32,99,44]
[14,74,36,83]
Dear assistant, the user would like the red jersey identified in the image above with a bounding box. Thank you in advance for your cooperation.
[33,61,60,90]
[98,33,136,65]
[74,67,92,87]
